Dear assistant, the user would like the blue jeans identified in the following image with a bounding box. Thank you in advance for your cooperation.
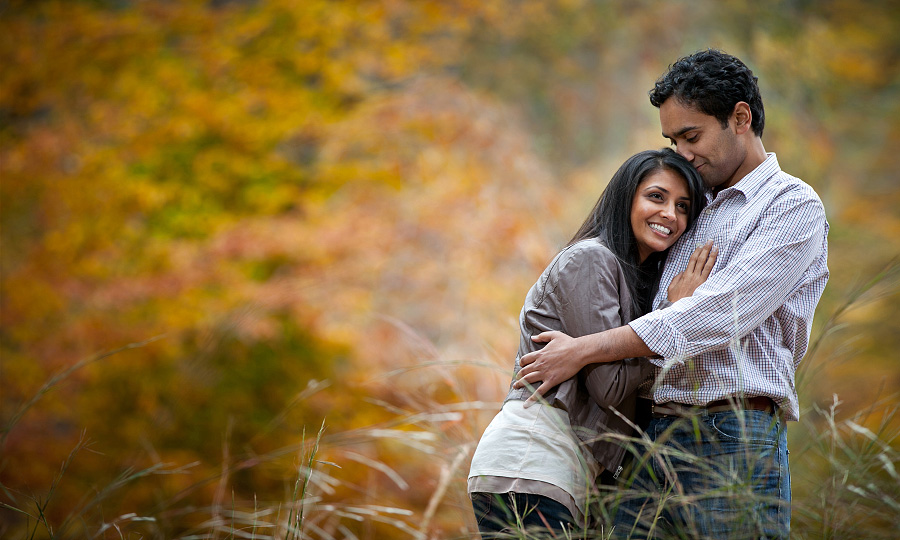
[471,492,576,538]
[610,409,790,539]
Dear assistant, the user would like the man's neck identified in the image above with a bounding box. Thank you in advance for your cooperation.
[716,138,767,195]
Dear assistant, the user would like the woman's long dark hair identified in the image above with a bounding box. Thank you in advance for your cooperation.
[568,148,706,315]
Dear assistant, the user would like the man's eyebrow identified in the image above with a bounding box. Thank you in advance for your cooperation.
[662,126,700,139]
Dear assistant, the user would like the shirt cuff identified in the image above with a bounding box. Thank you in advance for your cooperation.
[629,310,684,361]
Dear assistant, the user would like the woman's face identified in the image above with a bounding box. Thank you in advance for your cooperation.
[630,169,693,263]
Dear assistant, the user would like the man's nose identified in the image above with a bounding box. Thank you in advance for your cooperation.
[676,144,694,161]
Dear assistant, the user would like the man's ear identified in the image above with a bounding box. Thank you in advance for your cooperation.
[732,102,752,135]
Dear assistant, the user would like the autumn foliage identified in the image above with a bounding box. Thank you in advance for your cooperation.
[2,1,899,539]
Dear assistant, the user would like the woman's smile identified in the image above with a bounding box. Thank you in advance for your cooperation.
[631,169,692,262]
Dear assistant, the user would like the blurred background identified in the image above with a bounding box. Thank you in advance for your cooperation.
[2,0,899,538]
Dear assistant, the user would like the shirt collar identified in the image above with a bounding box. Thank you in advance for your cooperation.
[720,153,781,198]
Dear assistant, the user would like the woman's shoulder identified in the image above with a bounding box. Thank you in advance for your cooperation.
[540,238,626,289]
[556,238,620,268]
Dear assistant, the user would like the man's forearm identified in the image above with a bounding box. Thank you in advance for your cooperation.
[583,324,655,364]
[516,326,656,396]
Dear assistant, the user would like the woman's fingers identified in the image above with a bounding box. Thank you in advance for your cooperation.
[667,241,717,302]
[689,240,713,274]
[687,241,702,273]
[700,245,718,278]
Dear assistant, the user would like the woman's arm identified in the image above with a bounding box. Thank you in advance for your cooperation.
[549,245,647,409]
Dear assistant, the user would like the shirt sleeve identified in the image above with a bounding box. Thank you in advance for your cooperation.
[551,244,651,407]
[630,188,828,359]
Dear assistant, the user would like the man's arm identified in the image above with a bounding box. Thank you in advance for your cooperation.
[513,325,652,404]
[631,192,827,360]
[514,241,717,402]
[540,243,656,408]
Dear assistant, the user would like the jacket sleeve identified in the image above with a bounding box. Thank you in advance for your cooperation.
[551,244,651,408]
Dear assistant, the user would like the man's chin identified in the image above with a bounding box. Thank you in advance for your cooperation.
[699,170,719,189]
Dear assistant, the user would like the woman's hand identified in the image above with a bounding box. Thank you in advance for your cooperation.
[668,240,717,302]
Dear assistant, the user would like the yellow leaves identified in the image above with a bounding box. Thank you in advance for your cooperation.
[801,22,891,90]
[1,271,66,344]
[825,31,889,88]
[3,2,899,537]
[841,195,900,237]
[756,3,898,100]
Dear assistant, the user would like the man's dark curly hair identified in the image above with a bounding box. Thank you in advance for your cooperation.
[649,49,765,137]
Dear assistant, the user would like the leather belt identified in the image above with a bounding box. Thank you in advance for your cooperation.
[651,396,775,418]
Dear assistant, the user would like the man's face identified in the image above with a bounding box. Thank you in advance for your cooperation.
[659,99,746,192]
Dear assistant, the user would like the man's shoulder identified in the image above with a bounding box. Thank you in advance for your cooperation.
[767,170,827,213]
[773,168,817,192]
[742,155,822,205]
[746,168,826,220]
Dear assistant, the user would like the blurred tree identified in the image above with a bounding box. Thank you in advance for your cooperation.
[1,0,898,538]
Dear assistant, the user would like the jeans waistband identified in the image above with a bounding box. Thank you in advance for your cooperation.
[651,396,776,418]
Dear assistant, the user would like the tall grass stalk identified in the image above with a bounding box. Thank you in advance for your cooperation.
[0,431,90,540]
[3,263,898,539]
[797,257,899,391]
[1,336,165,448]
[790,394,899,540]
[285,420,326,540]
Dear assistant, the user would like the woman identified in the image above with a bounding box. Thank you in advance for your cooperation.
[468,148,713,537]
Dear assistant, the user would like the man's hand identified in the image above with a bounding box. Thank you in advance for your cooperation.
[512,331,589,405]
[668,240,718,303]
[513,326,653,405]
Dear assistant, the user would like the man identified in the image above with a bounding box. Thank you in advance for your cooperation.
[513,49,829,538]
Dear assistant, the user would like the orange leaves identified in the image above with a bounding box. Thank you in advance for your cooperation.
[299,76,560,363]
[2,1,899,537]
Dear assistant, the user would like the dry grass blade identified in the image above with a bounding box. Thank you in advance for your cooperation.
[1,336,165,448]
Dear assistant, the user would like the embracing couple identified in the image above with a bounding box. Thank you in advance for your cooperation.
[468,49,829,539]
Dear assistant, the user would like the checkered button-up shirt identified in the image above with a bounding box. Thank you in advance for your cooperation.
[630,153,829,421]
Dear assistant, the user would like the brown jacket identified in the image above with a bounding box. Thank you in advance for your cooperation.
[505,238,653,474]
